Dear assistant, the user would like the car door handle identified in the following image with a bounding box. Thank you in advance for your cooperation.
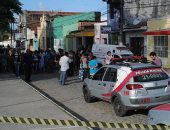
[110,85,114,87]
[98,83,106,86]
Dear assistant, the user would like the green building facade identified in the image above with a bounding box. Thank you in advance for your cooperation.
[52,12,100,52]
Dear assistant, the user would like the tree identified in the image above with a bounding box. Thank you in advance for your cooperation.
[0,0,22,32]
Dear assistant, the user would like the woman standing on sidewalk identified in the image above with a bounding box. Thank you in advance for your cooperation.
[80,53,89,80]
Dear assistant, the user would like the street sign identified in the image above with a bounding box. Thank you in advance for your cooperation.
[101,26,111,34]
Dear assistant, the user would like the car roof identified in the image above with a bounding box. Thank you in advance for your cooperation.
[127,62,159,70]
[105,62,160,70]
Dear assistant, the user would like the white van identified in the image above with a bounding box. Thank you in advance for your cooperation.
[92,44,133,64]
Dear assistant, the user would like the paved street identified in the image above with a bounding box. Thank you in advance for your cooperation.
[30,71,148,125]
[0,74,87,130]
[2,70,170,129]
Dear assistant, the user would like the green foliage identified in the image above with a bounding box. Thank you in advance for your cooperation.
[0,0,22,32]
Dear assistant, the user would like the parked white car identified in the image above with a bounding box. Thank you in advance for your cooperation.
[92,44,133,64]
[83,58,170,117]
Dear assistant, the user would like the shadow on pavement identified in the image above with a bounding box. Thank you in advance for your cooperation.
[0,73,16,81]
[30,71,59,82]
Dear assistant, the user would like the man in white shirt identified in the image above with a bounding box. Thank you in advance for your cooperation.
[59,52,70,86]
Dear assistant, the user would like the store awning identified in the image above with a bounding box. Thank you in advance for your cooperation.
[69,31,94,37]
[143,30,170,35]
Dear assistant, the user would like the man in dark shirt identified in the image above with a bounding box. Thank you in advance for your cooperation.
[14,48,21,78]
[23,49,33,82]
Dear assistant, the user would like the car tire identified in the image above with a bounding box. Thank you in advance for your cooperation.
[83,87,92,103]
[113,97,127,117]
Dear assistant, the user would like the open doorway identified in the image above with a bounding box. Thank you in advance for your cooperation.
[130,37,144,56]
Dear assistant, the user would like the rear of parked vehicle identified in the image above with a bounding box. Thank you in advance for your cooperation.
[113,67,170,116]
[83,62,170,117]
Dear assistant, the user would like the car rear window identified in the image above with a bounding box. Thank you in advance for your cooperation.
[121,54,132,58]
[134,71,169,82]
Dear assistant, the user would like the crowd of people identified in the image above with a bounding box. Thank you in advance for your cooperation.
[0,45,162,85]
[0,45,99,83]
[0,46,61,81]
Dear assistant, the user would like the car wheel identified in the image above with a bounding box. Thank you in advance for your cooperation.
[83,87,92,103]
[113,97,127,117]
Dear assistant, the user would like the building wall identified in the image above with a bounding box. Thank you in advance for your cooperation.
[37,15,47,50]
[146,18,170,68]
[94,22,108,44]
[125,30,147,56]
[53,12,99,51]
[20,10,80,34]
[124,0,170,26]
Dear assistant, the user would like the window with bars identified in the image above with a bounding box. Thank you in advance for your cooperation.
[154,36,168,58]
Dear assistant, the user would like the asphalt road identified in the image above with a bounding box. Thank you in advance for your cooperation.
[30,71,148,128]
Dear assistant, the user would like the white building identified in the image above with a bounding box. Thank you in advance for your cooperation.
[94,22,108,44]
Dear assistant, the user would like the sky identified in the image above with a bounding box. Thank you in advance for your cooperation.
[19,0,107,13]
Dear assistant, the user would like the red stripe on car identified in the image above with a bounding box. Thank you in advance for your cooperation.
[102,71,135,97]
[152,103,170,111]
[101,68,162,98]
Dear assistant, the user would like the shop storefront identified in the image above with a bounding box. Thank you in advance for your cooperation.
[144,18,170,68]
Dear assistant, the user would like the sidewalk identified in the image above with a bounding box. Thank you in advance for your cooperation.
[0,74,87,130]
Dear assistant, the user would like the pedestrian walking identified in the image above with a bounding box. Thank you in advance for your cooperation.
[14,48,21,78]
[23,49,33,82]
[7,49,14,73]
[1,50,8,72]
[80,53,89,80]
[59,52,70,86]
[75,50,81,74]
[33,51,39,73]
[39,51,45,72]
[68,50,74,76]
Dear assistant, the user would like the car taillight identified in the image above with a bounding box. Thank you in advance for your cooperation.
[126,84,143,90]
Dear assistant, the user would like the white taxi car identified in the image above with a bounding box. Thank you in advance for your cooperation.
[83,59,170,117]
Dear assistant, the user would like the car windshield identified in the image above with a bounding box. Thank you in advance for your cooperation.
[134,72,169,82]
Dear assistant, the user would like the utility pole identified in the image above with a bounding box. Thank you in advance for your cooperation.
[103,0,124,44]
[10,22,13,47]
[119,0,124,44]
[107,2,111,44]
